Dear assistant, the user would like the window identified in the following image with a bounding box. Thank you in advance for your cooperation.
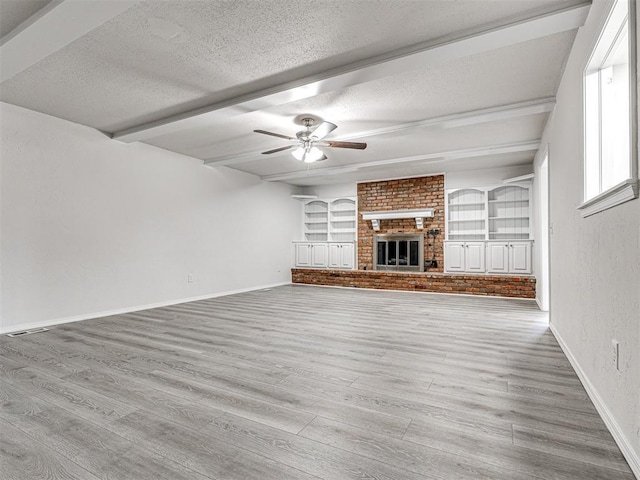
[580,0,638,217]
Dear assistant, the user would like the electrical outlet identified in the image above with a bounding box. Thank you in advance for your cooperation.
[277,265,281,272]
[612,339,620,371]
[187,274,194,283]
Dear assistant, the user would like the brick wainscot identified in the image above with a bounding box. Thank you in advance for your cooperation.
[292,269,536,299]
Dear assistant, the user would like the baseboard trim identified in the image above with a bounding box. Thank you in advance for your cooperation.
[0,282,291,335]
[550,323,640,478]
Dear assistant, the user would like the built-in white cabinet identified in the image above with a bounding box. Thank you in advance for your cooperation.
[294,242,354,269]
[486,242,510,273]
[486,242,532,274]
[445,242,486,273]
[329,198,357,243]
[303,197,356,242]
[311,243,328,267]
[445,184,533,274]
[304,200,329,242]
[296,196,357,270]
[328,243,354,269]
[509,241,532,274]
[295,242,329,268]
[295,242,312,267]
[446,185,530,241]
[488,186,530,240]
[446,189,486,241]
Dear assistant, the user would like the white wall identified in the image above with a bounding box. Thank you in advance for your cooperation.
[533,145,553,311]
[543,0,640,474]
[444,165,533,190]
[532,146,550,311]
[0,103,299,333]
[301,182,357,198]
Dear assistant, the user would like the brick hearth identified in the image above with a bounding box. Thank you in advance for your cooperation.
[292,269,536,299]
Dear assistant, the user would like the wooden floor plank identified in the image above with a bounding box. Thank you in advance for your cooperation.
[106,409,321,480]
[0,284,633,479]
[204,413,430,480]
[512,424,631,473]
[299,415,540,480]
[404,417,634,480]
[2,405,213,480]
[0,419,101,480]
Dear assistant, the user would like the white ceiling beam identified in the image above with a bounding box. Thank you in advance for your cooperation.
[338,98,556,140]
[203,97,555,167]
[259,141,541,182]
[113,2,589,143]
[0,0,138,84]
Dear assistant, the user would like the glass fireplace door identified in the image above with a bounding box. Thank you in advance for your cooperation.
[374,235,423,271]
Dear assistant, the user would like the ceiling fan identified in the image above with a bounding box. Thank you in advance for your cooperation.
[253,117,367,163]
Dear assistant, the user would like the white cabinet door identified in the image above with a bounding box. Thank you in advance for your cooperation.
[465,242,486,273]
[445,242,466,272]
[295,243,311,267]
[340,243,355,269]
[311,243,328,267]
[328,243,354,269]
[328,244,341,268]
[509,242,532,274]
[486,243,509,273]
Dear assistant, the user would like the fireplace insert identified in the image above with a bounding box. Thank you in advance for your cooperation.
[373,234,424,272]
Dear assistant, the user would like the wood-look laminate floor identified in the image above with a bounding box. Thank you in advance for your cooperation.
[0,284,634,480]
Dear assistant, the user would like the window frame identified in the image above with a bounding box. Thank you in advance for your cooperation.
[579,0,638,217]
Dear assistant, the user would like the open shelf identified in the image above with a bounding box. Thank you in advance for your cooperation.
[303,197,356,243]
[449,202,485,207]
[449,219,487,222]
[447,185,532,241]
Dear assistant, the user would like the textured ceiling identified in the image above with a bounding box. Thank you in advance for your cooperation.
[0,0,50,38]
[0,0,589,185]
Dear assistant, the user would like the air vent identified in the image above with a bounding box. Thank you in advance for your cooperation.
[6,327,49,338]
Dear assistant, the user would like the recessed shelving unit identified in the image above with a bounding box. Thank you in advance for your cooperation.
[446,189,486,241]
[304,200,328,241]
[444,184,533,274]
[487,185,530,240]
[445,185,531,241]
[329,198,357,242]
[302,197,357,242]
[297,197,357,270]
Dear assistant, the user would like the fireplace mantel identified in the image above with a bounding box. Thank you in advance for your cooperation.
[361,208,434,231]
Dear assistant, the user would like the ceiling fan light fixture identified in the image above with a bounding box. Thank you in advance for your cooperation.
[255,118,366,162]
[304,146,324,163]
[292,145,324,163]
[292,146,305,161]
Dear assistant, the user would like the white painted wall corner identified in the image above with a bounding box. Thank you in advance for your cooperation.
[550,324,640,478]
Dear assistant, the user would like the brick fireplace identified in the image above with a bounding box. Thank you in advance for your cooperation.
[357,175,445,271]
[292,174,536,299]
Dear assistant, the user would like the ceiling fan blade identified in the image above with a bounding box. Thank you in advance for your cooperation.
[316,154,328,161]
[310,121,337,140]
[321,141,367,150]
[261,145,297,154]
[254,129,296,140]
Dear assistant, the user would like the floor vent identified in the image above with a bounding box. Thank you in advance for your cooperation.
[7,327,49,338]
